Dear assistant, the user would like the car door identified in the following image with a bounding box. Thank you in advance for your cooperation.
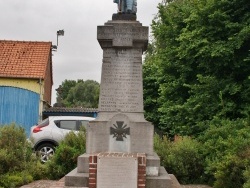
[78,120,89,131]
[54,120,78,142]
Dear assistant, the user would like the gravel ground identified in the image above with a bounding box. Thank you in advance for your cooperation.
[20,178,64,188]
[181,186,212,188]
[20,178,212,188]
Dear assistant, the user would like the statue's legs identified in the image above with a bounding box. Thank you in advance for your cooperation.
[126,0,133,12]
[132,0,137,13]
[121,0,126,13]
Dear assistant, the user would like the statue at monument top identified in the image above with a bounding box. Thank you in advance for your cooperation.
[113,0,137,14]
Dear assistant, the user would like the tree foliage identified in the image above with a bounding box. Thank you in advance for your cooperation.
[198,118,250,187]
[143,0,250,136]
[58,79,100,108]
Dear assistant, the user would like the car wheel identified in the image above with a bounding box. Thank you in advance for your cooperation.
[37,143,55,163]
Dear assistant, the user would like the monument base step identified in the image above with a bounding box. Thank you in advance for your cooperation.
[77,154,90,173]
[77,152,161,174]
[65,186,88,188]
[66,153,181,188]
[146,167,180,188]
[169,174,181,188]
[65,167,180,188]
[65,168,89,187]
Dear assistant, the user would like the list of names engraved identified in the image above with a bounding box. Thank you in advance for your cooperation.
[97,24,148,42]
[97,156,138,188]
[99,49,144,112]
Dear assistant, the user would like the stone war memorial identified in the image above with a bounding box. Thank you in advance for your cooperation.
[65,1,181,188]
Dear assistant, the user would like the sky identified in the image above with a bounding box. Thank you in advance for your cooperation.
[0,0,162,105]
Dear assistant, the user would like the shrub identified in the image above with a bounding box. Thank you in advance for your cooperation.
[244,167,250,188]
[0,124,46,187]
[0,124,32,174]
[25,157,49,180]
[0,172,33,188]
[213,154,248,188]
[154,134,205,184]
[154,134,171,165]
[199,118,250,188]
[45,128,86,179]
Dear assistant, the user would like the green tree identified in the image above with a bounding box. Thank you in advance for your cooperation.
[60,79,100,108]
[58,79,77,101]
[143,43,162,133]
[143,0,250,136]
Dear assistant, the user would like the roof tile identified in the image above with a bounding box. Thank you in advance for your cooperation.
[0,40,52,79]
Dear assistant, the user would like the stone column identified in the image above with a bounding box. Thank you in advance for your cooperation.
[97,20,148,115]
[86,18,154,155]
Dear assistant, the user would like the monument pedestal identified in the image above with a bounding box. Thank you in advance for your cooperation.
[65,16,180,188]
[87,113,154,155]
[65,153,177,188]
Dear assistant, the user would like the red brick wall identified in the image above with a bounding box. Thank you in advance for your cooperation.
[89,154,98,188]
[43,54,52,105]
[137,153,146,188]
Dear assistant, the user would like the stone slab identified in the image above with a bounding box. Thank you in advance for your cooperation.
[146,166,159,176]
[146,153,160,167]
[146,153,161,176]
[97,154,138,188]
[169,174,181,188]
[77,154,89,173]
[146,167,173,188]
[65,168,89,187]
[112,13,136,21]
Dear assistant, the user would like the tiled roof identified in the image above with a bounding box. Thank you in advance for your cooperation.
[44,107,99,113]
[0,40,52,79]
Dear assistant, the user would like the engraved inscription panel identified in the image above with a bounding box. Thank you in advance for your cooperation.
[97,156,138,188]
[99,48,144,112]
[113,25,133,46]
[97,26,114,40]
[97,24,148,47]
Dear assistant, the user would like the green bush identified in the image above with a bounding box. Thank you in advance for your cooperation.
[244,167,250,188]
[154,134,205,184]
[199,118,250,188]
[25,157,49,180]
[0,124,47,187]
[45,128,86,179]
[154,134,172,164]
[0,124,32,174]
[0,172,33,188]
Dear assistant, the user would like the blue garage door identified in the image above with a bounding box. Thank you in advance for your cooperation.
[0,86,39,136]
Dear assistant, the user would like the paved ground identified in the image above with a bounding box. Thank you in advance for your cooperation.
[20,178,212,188]
[20,178,64,188]
[181,186,212,188]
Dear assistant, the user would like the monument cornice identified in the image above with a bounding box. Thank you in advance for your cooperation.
[97,20,148,51]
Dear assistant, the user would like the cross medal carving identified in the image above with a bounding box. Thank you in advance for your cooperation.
[110,121,130,141]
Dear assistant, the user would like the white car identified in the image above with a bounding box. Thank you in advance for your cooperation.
[30,116,94,162]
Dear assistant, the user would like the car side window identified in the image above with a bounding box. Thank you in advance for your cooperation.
[78,120,89,130]
[59,120,77,130]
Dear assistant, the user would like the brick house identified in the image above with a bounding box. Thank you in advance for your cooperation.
[0,40,53,134]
